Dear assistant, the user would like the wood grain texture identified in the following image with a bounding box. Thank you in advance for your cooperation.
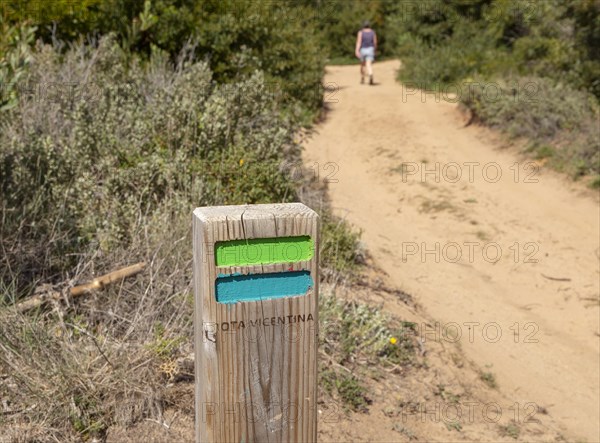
[193,203,319,443]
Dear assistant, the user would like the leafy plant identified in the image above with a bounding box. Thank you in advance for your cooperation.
[320,212,363,278]
[0,15,36,111]
[320,368,370,413]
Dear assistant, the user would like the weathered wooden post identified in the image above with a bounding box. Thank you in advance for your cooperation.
[192,203,319,443]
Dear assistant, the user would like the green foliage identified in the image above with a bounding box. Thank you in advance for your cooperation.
[299,0,402,61]
[1,0,326,111]
[320,212,363,277]
[196,1,325,110]
[318,292,418,413]
[0,4,372,440]
[70,393,106,439]
[322,369,370,413]
[0,15,36,111]
[379,327,416,366]
[1,0,101,40]
[319,293,416,368]
[461,76,600,176]
[390,0,600,98]
[567,0,600,99]
[0,36,301,296]
[147,322,185,359]
[0,34,338,439]
[312,0,378,59]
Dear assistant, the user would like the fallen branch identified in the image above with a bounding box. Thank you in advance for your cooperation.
[15,262,146,312]
[69,262,146,296]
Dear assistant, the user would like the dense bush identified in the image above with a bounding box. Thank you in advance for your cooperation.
[295,0,402,62]
[391,0,600,98]
[1,0,326,111]
[0,2,370,439]
[461,76,600,177]
[0,35,301,295]
[303,0,381,61]
[320,211,363,278]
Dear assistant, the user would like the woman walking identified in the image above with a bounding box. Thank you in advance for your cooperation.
[355,20,377,85]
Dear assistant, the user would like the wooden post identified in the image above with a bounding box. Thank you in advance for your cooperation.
[192,203,319,443]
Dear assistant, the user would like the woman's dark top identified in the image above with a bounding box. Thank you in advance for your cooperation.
[360,30,375,48]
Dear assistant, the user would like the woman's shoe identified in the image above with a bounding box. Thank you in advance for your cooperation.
[369,75,374,85]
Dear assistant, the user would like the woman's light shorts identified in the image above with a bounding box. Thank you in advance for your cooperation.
[359,46,375,62]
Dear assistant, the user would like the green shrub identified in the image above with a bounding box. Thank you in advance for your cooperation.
[319,293,415,368]
[2,0,327,111]
[390,0,600,179]
[461,76,600,176]
[0,4,373,440]
[320,368,370,412]
[390,0,600,100]
[320,212,363,278]
[0,35,301,296]
[0,33,329,439]
[0,15,36,111]
[318,292,418,413]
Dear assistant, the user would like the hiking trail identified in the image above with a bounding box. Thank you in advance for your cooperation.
[303,60,600,442]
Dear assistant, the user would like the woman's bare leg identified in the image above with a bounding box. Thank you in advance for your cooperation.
[360,61,365,83]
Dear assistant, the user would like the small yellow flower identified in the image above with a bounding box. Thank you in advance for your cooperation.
[239,159,245,166]
[389,337,397,345]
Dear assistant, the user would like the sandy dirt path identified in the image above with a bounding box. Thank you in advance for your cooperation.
[303,60,600,442]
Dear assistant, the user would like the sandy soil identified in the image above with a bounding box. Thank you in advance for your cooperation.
[303,60,600,442]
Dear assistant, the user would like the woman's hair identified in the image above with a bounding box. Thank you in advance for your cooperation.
[362,20,371,29]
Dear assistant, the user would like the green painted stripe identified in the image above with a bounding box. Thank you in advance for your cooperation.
[215,236,313,267]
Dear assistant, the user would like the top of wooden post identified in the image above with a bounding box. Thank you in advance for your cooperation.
[194,202,318,222]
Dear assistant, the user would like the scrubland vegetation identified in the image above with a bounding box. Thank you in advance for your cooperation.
[0,2,388,440]
[390,0,599,181]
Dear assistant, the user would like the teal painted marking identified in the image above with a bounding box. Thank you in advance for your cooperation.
[215,271,313,304]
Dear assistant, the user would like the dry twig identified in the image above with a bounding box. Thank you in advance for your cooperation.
[14,262,146,312]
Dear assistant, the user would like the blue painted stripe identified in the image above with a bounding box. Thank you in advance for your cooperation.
[215,271,313,304]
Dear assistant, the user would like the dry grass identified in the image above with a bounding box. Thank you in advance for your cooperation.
[0,217,193,441]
